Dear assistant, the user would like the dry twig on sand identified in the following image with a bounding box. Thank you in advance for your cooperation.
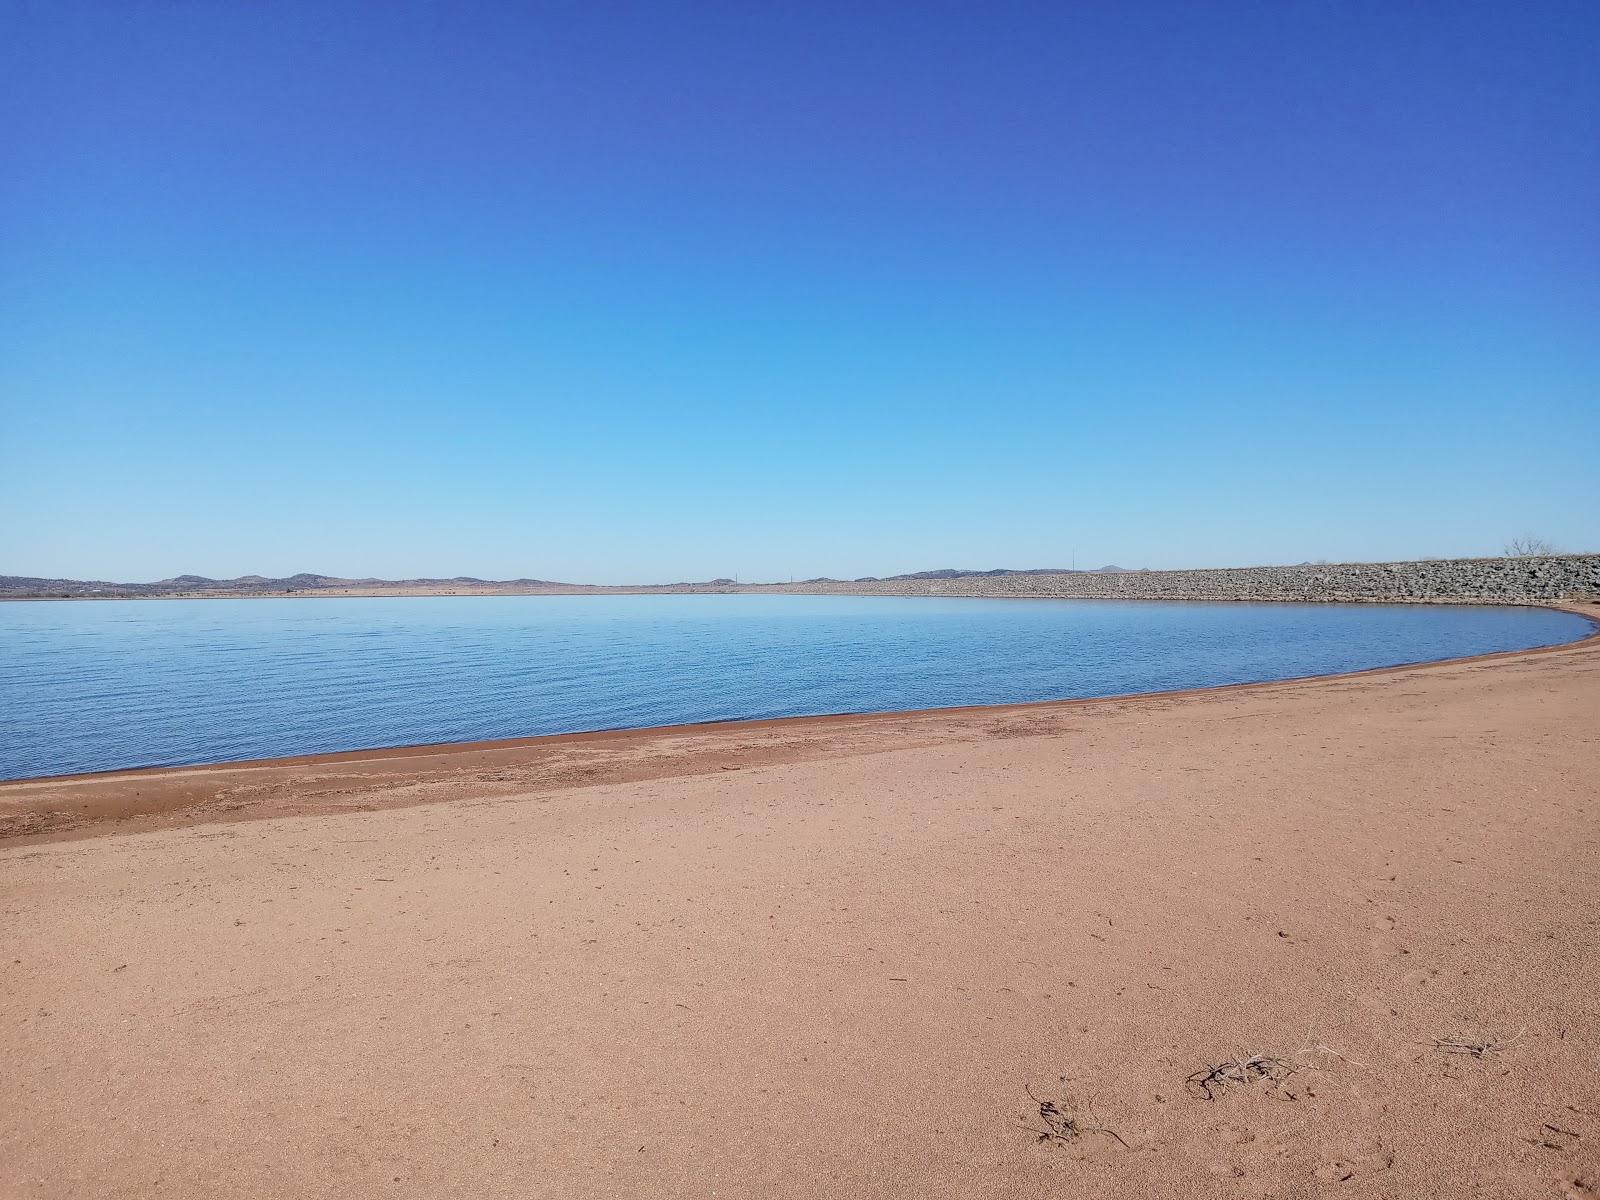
[1293,1032,1365,1069]
[1025,1084,1129,1149]
[1524,1123,1581,1151]
[1184,1053,1303,1101]
[1427,1029,1524,1060]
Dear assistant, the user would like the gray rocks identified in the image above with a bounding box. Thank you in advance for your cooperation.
[762,555,1600,604]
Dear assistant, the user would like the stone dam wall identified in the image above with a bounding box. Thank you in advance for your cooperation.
[752,555,1600,605]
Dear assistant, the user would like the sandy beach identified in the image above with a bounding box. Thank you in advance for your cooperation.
[12,0,1597,1193]
[4,612,1598,1198]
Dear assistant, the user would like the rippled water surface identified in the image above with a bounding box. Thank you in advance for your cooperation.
[0,595,1589,779]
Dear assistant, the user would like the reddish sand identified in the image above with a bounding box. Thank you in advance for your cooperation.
[3,612,1598,1198]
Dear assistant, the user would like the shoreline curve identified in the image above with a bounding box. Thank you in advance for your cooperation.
[2,600,1596,845]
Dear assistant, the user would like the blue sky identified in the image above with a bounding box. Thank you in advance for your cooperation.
[2,1,1596,584]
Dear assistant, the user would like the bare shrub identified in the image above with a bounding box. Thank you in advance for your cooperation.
[1504,535,1558,557]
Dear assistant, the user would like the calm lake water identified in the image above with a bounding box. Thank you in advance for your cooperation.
[0,595,1590,780]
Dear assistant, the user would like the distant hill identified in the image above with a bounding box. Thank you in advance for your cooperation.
[0,573,574,598]
[0,563,1146,599]
[876,566,1136,580]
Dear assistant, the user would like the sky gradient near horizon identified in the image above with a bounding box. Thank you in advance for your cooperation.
[3,0,1597,584]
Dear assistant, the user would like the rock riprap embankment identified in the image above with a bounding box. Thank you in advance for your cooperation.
[758,555,1600,604]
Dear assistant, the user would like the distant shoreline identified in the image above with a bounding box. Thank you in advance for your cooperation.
[4,553,1597,604]
[3,584,731,601]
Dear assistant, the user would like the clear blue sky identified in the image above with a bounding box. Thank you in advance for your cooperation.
[3,1,1596,584]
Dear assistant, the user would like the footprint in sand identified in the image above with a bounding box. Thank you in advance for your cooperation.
[1315,1138,1394,1183]
[1367,915,1412,963]
[1368,937,1412,964]
[1315,1160,1356,1183]
[1354,1136,1395,1171]
[1214,1124,1255,1146]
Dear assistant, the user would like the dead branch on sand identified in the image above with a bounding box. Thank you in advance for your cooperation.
[1427,1028,1524,1060]
[1524,1123,1581,1151]
[1025,1084,1129,1149]
[1184,1052,1304,1101]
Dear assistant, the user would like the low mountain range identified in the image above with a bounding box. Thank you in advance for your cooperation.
[0,566,1138,599]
